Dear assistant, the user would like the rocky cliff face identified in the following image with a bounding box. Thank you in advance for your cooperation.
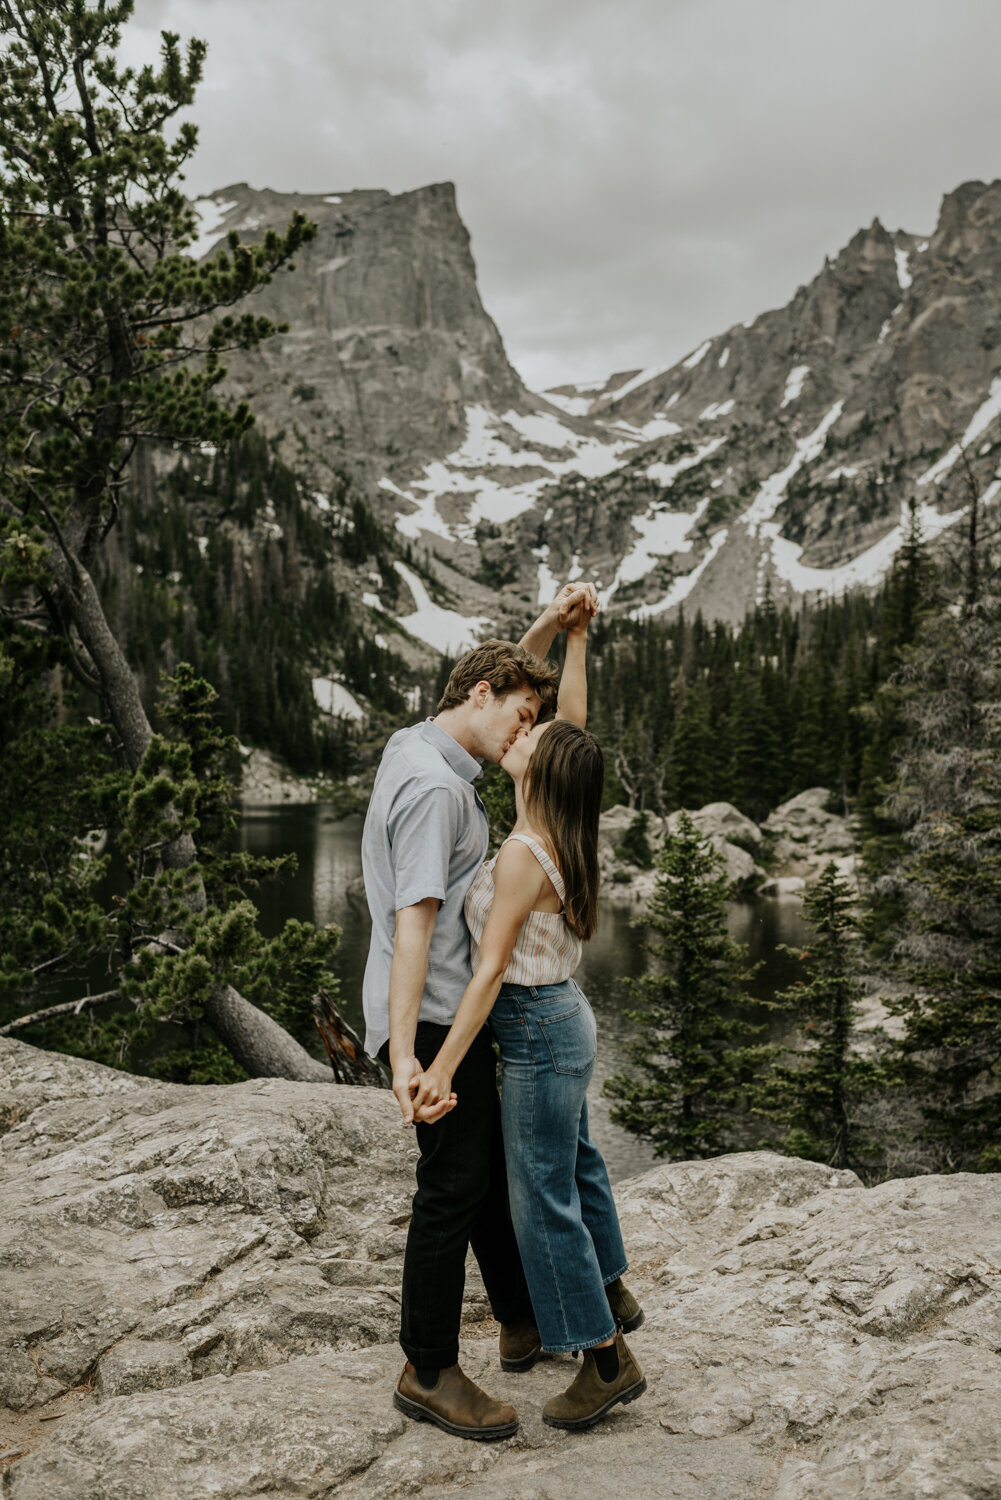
[3,1036,1000,1499]
[189,178,1001,654]
[195,181,528,473]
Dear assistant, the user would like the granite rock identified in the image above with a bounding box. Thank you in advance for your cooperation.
[4,1121,1000,1500]
[0,1038,418,1415]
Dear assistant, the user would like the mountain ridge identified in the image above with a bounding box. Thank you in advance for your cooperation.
[182,176,1001,656]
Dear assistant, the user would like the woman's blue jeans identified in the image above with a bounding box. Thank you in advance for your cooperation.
[490,978,628,1353]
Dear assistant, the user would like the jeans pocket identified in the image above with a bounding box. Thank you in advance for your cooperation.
[537,1003,596,1076]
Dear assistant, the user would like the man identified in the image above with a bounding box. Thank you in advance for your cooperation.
[362,583,598,1441]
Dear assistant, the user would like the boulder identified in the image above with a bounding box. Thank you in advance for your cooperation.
[0,1038,418,1415]
[666,802,761,847]
[599,803,763,907]
[4,1117,1000,1500]
[760,788,859,895]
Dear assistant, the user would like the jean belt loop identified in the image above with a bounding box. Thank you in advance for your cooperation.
[529,985,539,1000]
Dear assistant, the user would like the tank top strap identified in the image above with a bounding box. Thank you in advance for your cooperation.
[503,833,566,903]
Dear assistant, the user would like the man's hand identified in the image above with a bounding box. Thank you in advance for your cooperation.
[520,581,600,658]
[559,583,599,634]
[413,1090,458,1125]
[411,1059,456,1123]
[391,1052,422,1124]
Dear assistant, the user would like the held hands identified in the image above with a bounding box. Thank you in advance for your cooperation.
[410,1061,457,1125]
[554,581,599,635]
[391,1051,456,1125]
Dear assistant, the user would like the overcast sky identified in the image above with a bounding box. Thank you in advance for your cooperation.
[129,0,1000,391]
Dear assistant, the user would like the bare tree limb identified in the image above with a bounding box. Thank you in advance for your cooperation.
[0,990,121,1036]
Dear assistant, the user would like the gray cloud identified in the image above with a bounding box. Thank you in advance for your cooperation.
[129,0,1001,388]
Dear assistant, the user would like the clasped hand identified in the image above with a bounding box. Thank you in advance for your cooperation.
[392,1053,456,1125]
[554,581,599,634]
[410,1062,456,1124]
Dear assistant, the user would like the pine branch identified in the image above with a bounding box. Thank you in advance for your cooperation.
[0,990,121,1035]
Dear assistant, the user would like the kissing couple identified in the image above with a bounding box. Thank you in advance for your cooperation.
[361,582,646,1440]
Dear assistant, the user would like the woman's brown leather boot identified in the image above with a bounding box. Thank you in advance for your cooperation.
[541,1330,646,1430]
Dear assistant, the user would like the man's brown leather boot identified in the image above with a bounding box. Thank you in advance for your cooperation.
[606,1276,644,1333]
[542,1331,646,1430]
[394,1362,519,1440]
[499,1316,542,1372]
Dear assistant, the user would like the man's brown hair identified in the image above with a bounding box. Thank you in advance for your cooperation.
[436,639,559,715]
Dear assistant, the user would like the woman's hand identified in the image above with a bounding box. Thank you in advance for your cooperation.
[557,582,598,634]
[411,1062,457,1124]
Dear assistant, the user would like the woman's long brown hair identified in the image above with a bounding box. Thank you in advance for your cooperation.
[523,720,604,941]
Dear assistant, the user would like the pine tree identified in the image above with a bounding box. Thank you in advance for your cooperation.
[752,863,884,1171]
[0,665,343,1080]
[877,594,1001,1170]
[604,812,764,1158]
[0,2,339,1080]
[666,674,715,810]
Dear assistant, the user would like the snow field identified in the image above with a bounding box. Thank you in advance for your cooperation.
[394,562,491,656]
[917,377,1001,487]
[780,365,810,409]
[312,679,364,720]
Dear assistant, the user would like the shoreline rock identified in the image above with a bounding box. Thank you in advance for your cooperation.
[599,800,765,908]
[3,1034,999,1499]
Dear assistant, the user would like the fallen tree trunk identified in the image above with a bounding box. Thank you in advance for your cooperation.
[48,545,336,1084]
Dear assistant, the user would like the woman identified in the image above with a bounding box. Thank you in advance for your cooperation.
[411,602,646,1431]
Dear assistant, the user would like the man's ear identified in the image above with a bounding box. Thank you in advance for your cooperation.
[470,680,494,709]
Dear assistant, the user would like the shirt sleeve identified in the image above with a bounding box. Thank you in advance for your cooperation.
[388,785,459,910]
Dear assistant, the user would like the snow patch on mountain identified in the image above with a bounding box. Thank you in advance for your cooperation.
[917,376,1001,487]
[781,365,810,408]
[682,340,713,370]
[743,404,845,535]
[385,404,633,543]
[647,437,726,490]
[771,499,965,595]
[533,544,561,607]
[700,399,735,422]
[603,365,671,404]
[631,530,729,619]
[895,247,913,290]
[188,198,237,260]
[312,679,364,720]
[608,497,710,596]
[395,563,491,656]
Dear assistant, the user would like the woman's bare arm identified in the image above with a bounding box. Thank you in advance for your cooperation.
[555,610,591,728]
[411,844,547,1121]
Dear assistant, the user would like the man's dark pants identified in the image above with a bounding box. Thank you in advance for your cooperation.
[379,1019,533,1369]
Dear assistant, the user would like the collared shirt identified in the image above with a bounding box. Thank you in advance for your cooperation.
[361,718,489,1058]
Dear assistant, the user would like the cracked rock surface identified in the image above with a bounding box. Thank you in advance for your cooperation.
[2,1036,1000,1498]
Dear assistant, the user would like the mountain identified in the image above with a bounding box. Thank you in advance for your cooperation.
[186,177,1001,651]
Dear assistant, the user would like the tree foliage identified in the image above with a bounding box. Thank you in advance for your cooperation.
[0,663,342,1080]
[752,863,884,1171]
[603,813,765,1159]
[877,590,1001,1170]
[0,2,342,1082]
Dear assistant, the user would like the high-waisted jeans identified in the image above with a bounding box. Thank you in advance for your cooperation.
[490,978,628,1353]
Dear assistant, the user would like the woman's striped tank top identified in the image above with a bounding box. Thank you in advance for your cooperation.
[464,832,583,986]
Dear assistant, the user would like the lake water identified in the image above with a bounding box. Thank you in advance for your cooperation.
[242,803,812,1182]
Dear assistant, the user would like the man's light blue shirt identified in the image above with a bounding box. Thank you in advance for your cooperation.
[361,719,489,1058]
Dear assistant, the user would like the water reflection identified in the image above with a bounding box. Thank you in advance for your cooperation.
[241,805,814,1184]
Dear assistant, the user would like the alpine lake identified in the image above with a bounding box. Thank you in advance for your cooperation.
[243,804,812,1183]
